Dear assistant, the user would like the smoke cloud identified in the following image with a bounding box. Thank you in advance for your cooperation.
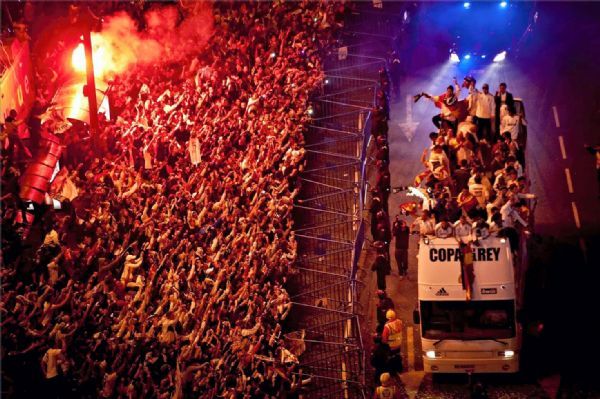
[88,4,214,79]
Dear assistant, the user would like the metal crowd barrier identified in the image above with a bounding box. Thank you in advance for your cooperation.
[286,52,385,398]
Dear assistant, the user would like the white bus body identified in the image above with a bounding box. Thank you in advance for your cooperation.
[416,236,521,373]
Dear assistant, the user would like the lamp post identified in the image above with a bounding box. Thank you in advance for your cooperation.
[72,6,101,149]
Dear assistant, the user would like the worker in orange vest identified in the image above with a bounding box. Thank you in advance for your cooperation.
[373,372,401,399]
[382,310,403,352]
[381,310,403,373]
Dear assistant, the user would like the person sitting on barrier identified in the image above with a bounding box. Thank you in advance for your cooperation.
[434,218,454,238]
[421,80,462,132]
[373,372,401,399]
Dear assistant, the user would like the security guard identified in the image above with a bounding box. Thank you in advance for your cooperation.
[373,373,400,399]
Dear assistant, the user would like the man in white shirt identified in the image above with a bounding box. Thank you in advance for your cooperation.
[456,140,475,165]
[454,216,473,244]
[426,145,449,172]
[410,210,435,236]
[500,106,520,142]
[500,197,518,228]
[435,219,454,238]
[463,76,478,118]
[475,83,495,142]
[469,175,489,208]
[494,82,515,136]
[457,116,478,142]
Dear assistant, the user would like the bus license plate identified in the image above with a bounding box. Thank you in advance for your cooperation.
[454,364,475,369]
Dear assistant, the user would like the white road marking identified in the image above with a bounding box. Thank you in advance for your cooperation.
[571,201,581,229]
[552,106,560,128]
[398,95,419,142]
[558,136,567,159]
[406,326,415,371]
[564,168,574,193]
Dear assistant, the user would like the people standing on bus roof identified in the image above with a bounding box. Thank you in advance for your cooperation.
[494,82,514,135]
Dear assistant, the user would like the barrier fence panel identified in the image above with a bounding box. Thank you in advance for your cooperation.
[285,38,382,398]
[324,54,387,81]
[285,306,365,398]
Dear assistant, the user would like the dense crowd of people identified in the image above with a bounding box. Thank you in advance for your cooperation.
[1,2,347,397]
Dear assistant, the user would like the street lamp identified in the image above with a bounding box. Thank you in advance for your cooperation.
[71,5,101,150]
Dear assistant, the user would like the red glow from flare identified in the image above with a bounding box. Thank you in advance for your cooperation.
[71,37,109,77]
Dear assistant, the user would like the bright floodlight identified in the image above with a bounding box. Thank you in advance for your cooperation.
[493,51,507,62]
[500,1,508,8]
[463,2,471,9]
[481,54,487,59]
[449,53,460,63]
[464,54,471,60]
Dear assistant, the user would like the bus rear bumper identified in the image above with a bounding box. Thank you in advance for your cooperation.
[423,356,519,373]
